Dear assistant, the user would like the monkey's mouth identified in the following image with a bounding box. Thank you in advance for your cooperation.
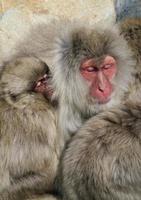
[34,74,53,97]
[98,97,111,104]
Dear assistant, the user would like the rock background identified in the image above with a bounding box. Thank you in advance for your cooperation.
[0,0,115,24]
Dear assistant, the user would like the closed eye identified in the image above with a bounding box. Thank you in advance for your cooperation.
[81,66,99,72]
[103,64,113,69]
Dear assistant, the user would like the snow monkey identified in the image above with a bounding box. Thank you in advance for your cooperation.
[55,1,141,200]
[0,57,62,200]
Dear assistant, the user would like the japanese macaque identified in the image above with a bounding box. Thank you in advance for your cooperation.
[0,57,62,200]
[55,1,141,200]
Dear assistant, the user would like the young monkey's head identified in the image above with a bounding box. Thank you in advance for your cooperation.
[0,57,53,102]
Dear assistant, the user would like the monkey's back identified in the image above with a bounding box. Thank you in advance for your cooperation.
[61,103,141,200]
[120,19,141,100]
[0,93,59,191]
[120,19,141,63]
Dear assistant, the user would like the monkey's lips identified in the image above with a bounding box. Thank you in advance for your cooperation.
[34,74,53,97]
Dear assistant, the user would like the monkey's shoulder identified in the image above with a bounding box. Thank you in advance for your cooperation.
[87,104,141,133]
[69,105,141,156]
[64,105,141,179]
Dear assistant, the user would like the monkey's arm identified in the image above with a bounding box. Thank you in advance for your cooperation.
[0,173,54,200]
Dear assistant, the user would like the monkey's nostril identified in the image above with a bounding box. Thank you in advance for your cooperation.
[98,83,105,92]
[98,87,104,92]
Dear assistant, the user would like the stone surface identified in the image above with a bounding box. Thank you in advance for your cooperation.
[0,0,115,24]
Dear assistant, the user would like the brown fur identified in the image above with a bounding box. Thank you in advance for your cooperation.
[120,19,141,63]
[119,19,141,99]
[0,57,62,200]
[61,100,141,200]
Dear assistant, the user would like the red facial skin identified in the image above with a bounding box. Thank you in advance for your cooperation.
[80,56,117,104]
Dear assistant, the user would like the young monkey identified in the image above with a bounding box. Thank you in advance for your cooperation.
[0,57,62,200]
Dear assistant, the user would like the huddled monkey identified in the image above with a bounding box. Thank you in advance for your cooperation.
[0,57,62,200]
[52,23,137,200]
[55,1,141,200]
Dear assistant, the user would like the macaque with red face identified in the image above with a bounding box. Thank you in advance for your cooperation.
[53,23,141,199]
[48,25,134,139]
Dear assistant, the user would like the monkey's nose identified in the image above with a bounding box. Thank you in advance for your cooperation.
[34,74,48,92]
[98,80,106,92]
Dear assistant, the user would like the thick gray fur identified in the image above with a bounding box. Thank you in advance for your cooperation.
[61,98,141,200]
